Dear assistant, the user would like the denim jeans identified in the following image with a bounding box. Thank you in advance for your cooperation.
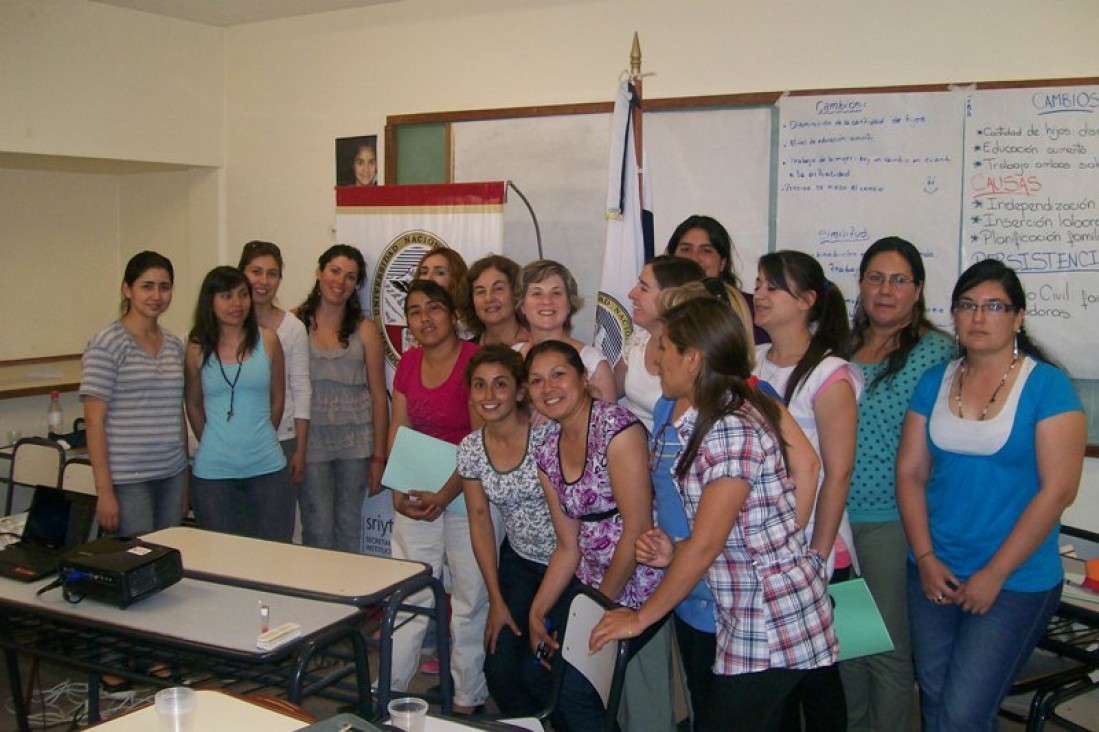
[907,564,1061,732]
[484,540,554,716]
[113,469,187,537]
[191,468,295,542]
[300,458,367,552]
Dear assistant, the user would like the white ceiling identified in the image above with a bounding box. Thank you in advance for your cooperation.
[89,0,399,27]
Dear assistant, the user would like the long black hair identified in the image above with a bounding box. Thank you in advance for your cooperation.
[664,215,740,289]
[296,244,366,348]
[850,237,945,389]
[189,266,259,366]
[952,259,1053,364]
[662,298,785,481]
[758,250,850,404]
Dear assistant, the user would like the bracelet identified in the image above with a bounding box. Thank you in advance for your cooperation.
[371,455,386,464]
[915,550,935,564]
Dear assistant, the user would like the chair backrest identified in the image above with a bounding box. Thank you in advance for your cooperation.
[62,458,96,496]
[549,586,632,731]
[6,437,65,514]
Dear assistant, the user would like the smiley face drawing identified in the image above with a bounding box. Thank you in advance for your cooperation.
[924,175,939,194]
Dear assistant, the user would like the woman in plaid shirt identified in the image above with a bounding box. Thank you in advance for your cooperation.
[592,297,837,732]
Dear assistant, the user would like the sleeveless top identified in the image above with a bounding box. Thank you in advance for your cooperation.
[193,336,285,479]
[307,332,374,462]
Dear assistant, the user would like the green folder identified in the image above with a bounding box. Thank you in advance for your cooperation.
[381,426,466,515]
[828,578,894,661]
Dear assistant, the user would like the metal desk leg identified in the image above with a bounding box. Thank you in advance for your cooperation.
[3,646,29,732]
[377,573,452,717]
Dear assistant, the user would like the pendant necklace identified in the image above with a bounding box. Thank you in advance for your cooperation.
[216,353,243,421]
[954,353,1018,420]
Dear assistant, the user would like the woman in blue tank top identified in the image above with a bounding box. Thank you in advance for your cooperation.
[184,266,295,542]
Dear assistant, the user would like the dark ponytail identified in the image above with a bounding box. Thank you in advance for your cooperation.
[758,251,850,403]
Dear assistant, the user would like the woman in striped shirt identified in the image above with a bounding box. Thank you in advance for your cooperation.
[81,251,189,535]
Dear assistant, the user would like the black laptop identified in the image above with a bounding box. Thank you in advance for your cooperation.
[0,485,98,582]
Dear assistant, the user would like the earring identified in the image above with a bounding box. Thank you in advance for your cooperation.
[1014,330,1020,360]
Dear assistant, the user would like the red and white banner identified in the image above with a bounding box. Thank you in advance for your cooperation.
[337,182,504,557]
[336,182,506,384]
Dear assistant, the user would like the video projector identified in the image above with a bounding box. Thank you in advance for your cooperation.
[58,536,183,608]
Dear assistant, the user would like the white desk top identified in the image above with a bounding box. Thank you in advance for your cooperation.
[85,690,306,730]
[144,527,426,605]
[0,576,358,657]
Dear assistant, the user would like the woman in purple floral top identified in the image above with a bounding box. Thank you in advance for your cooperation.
[524,339,664,731]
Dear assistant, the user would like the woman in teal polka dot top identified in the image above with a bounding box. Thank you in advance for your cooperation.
[840,237,955,732]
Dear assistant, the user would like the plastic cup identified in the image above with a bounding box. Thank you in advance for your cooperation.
[155,686,196,732]
[387,696,428,732]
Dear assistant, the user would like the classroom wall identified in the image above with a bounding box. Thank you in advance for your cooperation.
[2,0,1098,515]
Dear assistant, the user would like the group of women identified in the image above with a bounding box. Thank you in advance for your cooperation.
[79,213,1086,732]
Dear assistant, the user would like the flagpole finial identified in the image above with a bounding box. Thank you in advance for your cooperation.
[630,32,641,78]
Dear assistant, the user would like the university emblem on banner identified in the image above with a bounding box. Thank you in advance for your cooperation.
[370,229,449,368]
[594,292,632,367]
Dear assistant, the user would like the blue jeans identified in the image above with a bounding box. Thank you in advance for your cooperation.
[484,540,553,716]
[191,468,295,542]
[907,564,1061,732]
[301,458,367,552]
[113,469,186,536]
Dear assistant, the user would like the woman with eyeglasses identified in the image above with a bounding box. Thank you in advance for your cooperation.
[896,259,1084,731]
[839,238,955,731]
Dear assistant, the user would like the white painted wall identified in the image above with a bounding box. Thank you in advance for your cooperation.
[1,0,1098,517]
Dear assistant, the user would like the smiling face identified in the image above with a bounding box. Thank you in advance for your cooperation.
[417,252,455,291]
[316,256,361,306]
[521,274,570,335]
[213,283,251,328]
[122,267,173,320]
[953,281,1024,357]
[405,290,456,347]
[354,146,377,186]
[673,228,726,279]
[469,361,524,425]
[472,266,516,329]
[628,264,661,330]
[860,251,921,333]
[656,331,698,402]
[526,349,588,423]
[242,254,282,308]
[753,266,812,333]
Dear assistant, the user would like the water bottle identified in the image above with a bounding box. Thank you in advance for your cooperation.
[47,391,64,437]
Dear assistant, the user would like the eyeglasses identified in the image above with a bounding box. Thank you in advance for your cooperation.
[953,299,1017,315]
[862,272,916,288]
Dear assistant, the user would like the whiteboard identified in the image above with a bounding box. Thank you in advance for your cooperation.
[452,107,774,336]
[962,85,1099,378]
[775,91,966,329]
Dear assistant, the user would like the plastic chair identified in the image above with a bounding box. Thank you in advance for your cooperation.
[4,437,64,515]
[534,585,632,732]
[61,457,96,496]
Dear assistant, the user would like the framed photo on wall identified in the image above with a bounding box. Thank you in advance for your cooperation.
[335,134,378,186]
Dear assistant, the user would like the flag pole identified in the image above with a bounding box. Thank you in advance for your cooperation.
[630,33,644,212]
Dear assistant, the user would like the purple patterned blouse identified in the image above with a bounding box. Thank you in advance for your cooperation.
[533,399,662,609]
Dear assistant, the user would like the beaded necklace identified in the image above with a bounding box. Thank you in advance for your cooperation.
[954,353,1018,420]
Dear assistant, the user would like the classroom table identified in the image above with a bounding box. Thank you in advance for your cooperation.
[84,690,309,730]
[143,526,454,716]
[0,576,369,732]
